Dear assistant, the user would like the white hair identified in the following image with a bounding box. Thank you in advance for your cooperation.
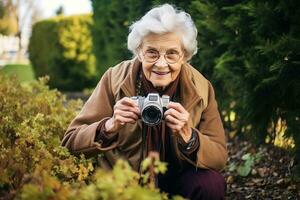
[127,4,198,60]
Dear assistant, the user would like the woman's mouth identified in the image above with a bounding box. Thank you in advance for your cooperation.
[153,71,170,76]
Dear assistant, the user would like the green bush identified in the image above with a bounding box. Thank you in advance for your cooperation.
[189,0,300,172]
[92,0,142,76]
[0,74,91,198]
[28,14,97,91]
[0,74,182,199]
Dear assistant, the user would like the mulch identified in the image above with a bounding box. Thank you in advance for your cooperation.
[224,136,300,199]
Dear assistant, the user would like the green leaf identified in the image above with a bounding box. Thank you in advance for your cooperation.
[237,163,252,177]
[241,153,252,160]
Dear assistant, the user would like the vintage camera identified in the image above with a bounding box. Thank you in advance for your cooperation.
[131,93,170,126]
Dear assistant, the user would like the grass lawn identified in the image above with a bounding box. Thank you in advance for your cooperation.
[0,64,35,83]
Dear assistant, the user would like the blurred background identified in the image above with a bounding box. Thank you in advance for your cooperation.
[0,0,299,199]
[0,0,91,82]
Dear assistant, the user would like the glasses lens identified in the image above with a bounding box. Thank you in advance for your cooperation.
[144,50,159,62]
[143,50,181,64]
[165,52,180,64]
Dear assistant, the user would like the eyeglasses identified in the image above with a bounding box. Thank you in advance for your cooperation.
[142,49,183,64]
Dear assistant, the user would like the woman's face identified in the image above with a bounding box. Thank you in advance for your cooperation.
[139,32,186,89]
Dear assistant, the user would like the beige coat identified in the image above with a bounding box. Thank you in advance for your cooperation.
[62,58,227,171]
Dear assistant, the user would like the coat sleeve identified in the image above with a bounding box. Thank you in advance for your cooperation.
[176,81,228,171]
[61,68,118,157]
[196,81,228,170]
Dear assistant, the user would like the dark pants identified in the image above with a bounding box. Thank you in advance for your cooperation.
[158,168,226,200]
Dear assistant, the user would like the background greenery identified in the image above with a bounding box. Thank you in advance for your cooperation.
[0,64,35,83]
[28,14,97,91]
[188,0,300,174]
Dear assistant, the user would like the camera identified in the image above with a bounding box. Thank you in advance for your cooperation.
[131,93,170,126]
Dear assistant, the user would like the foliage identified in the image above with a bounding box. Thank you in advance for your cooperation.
[229,152,263,177]
[17,159,182,200]
[140,153,168,188]
[0,73,90,198]
[91,0,151,76]
[0,74,182,199]
[28,14,97,91]
[188,0,300,169]
[0,64,35,83]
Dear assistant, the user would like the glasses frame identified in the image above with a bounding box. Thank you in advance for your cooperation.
[141,49,184,64]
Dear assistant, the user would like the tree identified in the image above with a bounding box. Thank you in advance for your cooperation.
[91,0,152,76]
[188,0,300,175]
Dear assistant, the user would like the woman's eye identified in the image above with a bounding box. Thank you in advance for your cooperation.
[145,50,158,57]
[167,50,179,55]
[147,50,158,54]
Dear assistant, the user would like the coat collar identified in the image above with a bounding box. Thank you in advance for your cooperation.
[120,58,203,111]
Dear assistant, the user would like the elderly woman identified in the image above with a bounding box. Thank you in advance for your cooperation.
[62,4,227,200]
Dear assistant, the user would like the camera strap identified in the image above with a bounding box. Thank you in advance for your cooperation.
[138,122,148,181]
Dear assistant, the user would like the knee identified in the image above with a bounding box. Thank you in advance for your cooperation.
[179,169,226,200]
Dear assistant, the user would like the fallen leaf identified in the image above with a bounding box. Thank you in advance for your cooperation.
[227,175,234,184]
[276,178,284,185]
[257,167,269,177]
[273,172,278,177]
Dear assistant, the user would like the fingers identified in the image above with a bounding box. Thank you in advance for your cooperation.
[112,97,140,127]
[114,115,137,124]
[165,114,185,133]
[114,109,139,121]
[164,101,190,133]
[164,102,189,122]
[167,102,186,113]
[114,97,140,115]
[164,108,182,120]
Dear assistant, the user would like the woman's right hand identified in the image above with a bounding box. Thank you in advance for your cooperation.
[105,97,140,133]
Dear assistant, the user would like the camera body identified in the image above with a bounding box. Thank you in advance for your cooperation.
[131,93,170,126]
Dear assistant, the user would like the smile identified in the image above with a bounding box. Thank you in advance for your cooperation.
[152,71,170,76]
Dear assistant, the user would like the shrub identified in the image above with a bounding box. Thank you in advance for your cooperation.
[28,14,97,91]
[0,74,182,199]
[0,74,92,198]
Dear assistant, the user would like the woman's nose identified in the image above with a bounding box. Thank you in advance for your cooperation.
[155,55,168,67]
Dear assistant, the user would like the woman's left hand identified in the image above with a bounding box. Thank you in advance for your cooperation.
[164,102,192,143]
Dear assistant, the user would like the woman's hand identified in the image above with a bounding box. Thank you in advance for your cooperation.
[105,97,140,133]
[164,102,192,143]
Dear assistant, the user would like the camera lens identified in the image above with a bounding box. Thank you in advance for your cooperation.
[142,105,162,126]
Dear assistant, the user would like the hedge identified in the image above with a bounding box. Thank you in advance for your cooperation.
[0,74,181,200]
[28,14,97,91]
